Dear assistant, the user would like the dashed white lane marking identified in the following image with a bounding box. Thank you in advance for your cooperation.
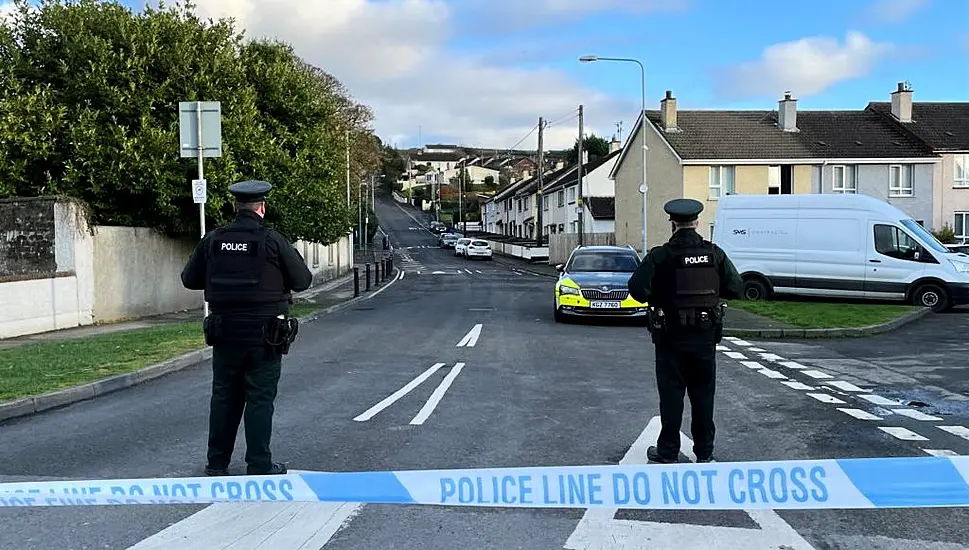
[758,368,788,380]
[938,425,969,441]
[739,360,764,369]
[456,324,483,347]
[879,426,929,441]
[759,353,785,361]
[891,409,943,421]
[923,449,959,457]
[749,347,767,352]
[723,336,741,341]
[353,363,446,422]
[464,268,473,274]
[837,408,882,420]
[724,351,747,360]
[410,363,465,426]
[782,381,815,391]
[859,394,904,406]
[807,393,845,404]
[716,345,730,351]
[732,339,753,346]
[801,370,833,380]
[825,380,868,393]
[779,361,810,370]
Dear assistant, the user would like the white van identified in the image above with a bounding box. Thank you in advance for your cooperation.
[712,193,969,312]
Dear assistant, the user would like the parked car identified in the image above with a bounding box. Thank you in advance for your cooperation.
[439,233,462,248]
[464,239,493,260]
[429,221,446,233]
[454,238,471,256]
[553,245,648,323]
[946,243,969,255]
[713,193,969,312]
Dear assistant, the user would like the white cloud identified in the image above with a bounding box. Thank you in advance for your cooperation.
[863,0,929,24]
[192,0,635,150]
[713,31,895,100]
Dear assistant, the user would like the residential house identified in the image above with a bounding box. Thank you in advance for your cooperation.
[867,83,969,241]
[611,89,940,252]
[511,162,574,240]
[542,145,622,235]
[490,172,536,237]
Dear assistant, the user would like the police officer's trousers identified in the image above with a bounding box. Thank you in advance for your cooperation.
[206,345,283,474]
[653,338,717,461]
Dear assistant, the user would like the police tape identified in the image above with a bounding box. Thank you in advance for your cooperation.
[1,456,968,509]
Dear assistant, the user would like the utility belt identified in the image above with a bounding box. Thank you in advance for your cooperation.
[202,314,300,355]
[647,303,726,342]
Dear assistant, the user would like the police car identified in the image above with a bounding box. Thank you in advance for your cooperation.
[553,245,649,322]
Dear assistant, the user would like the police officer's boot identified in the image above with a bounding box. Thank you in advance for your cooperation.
[248,462,288,475]
[205,465,230,476]
[646,446,679,464]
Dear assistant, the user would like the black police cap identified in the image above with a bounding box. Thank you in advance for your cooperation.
[228,180,272,202]
[664,198,704,222]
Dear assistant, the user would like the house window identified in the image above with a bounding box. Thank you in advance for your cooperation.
[557,190,565,207]
[568,187,576,204]
[570,220,578,233]
[543,195,549,211]
[956,212,969,241]
[955,154,969,188]
[558,223,565,233]
[709,166,735,199]
[889,165,914,197]
[833,165,857,193]
[767,166,793,194]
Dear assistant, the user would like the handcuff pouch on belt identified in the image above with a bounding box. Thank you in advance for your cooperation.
[202,314,299,353]
[647,303,726,343]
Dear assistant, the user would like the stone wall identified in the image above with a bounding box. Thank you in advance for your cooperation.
[0,197,58,279]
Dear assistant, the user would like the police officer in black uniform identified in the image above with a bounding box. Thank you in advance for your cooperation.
[180,180,313,476]
[627,198,743,464]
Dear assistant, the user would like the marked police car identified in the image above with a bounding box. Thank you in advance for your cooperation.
[553,245,648,323]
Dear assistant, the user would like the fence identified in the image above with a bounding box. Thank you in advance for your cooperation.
[548,232,616,265]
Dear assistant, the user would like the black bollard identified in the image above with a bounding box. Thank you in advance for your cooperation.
[375,260,381,284]
[353,267,360,297]
[365,264,371,291]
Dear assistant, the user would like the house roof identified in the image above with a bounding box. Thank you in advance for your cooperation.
[544,150,620,193]
[866,102,969,152]
[410,151,465,162]
[516,163,577,196]
[493,173,536,201]
[587,197,615,220]
[643,109,936,161]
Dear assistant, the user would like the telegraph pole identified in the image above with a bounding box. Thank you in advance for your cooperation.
[459,160,464,232]
[536,116,545,245]
[577,105,584,246]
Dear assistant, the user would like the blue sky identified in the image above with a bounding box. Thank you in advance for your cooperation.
[16,0,969,149]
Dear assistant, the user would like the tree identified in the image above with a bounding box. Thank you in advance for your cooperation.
[566,133,610,164]
[378,141,406,193]
[483,175,496,190]
[0,0,380,244]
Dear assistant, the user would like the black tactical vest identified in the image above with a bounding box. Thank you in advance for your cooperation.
[653,240,721,312]
[203,224,288,304]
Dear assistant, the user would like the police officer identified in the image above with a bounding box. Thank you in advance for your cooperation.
[180,180,313,476]
[627,198,743,464]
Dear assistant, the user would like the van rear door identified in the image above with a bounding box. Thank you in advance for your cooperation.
[864,220,926,300]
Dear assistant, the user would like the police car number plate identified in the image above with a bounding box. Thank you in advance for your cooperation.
[590,301,621,309]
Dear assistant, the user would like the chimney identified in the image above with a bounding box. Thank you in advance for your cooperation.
[609,135,621,153]
[660,90,677,130]
[521,169,531,180]
[555,159,565,170]
[891,81,913,123]
[778,91,798,132]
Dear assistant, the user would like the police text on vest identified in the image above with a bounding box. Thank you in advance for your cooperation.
[221,242,248,252]
[684,255,710,265]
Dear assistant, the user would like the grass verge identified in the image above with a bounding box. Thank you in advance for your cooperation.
[0,304,326,403]
[727,299,918,329]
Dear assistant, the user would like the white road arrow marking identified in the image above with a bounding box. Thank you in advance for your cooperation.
[410,363,465,425]
[353,363,446,422]
[456,324,483,347]
[563,416,815,550]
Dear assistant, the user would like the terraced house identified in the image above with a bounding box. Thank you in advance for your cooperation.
[866,83,969,241]
[611,89,941,252]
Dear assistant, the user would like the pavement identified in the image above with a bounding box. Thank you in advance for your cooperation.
[1,193,968,549]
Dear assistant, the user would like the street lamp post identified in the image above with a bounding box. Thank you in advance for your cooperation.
[579,54,648,255]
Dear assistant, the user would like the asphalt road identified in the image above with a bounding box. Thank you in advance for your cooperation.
[1,194,968,549]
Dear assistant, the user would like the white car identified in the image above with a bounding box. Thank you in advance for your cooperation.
[464,239,493,260]
[454,238,471,256]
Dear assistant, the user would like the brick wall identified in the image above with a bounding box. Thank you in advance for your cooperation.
[0,197,57,279]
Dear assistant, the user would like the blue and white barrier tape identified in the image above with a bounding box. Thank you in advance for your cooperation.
[1,456,968,509]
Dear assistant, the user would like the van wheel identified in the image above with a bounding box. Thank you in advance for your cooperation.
[911,283,949,312]
[743,278,769,301]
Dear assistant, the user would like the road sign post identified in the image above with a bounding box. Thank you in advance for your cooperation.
[179,101,222,318]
